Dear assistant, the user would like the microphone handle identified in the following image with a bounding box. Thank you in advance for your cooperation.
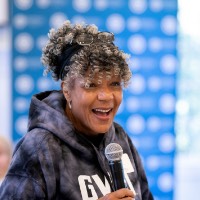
[109,160,126,191]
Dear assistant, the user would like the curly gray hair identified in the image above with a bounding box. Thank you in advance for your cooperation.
[41,20,132,89]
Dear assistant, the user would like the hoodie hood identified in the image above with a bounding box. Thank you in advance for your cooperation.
[28,90,72,137]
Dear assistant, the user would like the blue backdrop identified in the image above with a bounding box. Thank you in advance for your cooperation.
[12,0,177,199]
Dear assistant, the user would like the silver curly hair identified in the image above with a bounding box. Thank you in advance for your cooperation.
[41,20,132,90]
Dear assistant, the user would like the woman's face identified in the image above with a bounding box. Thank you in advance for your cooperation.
[63,72,123,136]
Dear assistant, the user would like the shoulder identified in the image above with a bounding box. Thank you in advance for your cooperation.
[113,122,139,156]
[12,128,62,169]
[113,122,126,134]
[14,128,56,155]
[113,122,131,142]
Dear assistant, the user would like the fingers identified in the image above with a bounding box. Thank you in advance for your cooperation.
[114,188,134,198]
[100,188,135,199]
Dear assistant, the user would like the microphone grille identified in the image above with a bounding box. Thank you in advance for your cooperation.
[105,143,123,161]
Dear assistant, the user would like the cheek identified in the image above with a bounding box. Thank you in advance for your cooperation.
[71,93,92,114]
[116,91,123,105]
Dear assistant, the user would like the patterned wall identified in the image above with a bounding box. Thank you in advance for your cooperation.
[12,0,177,199]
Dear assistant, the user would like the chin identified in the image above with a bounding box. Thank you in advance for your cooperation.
[93,126,110,134]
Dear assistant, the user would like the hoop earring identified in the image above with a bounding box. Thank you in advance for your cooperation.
[68,101,72,109]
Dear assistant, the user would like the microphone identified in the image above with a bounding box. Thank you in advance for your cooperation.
[105,143,126,191]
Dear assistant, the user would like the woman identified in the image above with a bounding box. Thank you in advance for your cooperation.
[0,21,153,200]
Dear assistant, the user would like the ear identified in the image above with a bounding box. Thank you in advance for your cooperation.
[61,81,71,102]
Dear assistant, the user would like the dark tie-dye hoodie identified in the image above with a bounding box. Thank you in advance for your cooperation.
[0,90,154,200]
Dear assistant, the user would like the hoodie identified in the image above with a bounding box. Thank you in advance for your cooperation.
[0,90,154,200]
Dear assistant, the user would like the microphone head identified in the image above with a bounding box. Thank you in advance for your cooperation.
[105,143,123,161]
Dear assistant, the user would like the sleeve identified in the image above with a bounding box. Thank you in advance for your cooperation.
[0,175,45,200]
[0,132,47,200]
[127,136,154,200]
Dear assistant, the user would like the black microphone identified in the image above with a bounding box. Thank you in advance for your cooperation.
[105,143,126,191]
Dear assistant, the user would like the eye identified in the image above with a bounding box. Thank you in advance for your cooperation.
[111,81,121,87]
[84,81,98,89]
[88,82,96,88]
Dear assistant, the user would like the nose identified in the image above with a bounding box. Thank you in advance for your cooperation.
[97,88,114,101]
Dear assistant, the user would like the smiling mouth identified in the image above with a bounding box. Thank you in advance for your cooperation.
[92,108,112,116]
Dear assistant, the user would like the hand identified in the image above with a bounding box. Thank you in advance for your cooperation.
[98,188,135,200]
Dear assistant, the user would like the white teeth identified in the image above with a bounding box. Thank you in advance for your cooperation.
[94,108,111,113]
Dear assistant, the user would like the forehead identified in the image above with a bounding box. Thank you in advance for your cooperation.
[75,70,120,83]
[86,68,121,79]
